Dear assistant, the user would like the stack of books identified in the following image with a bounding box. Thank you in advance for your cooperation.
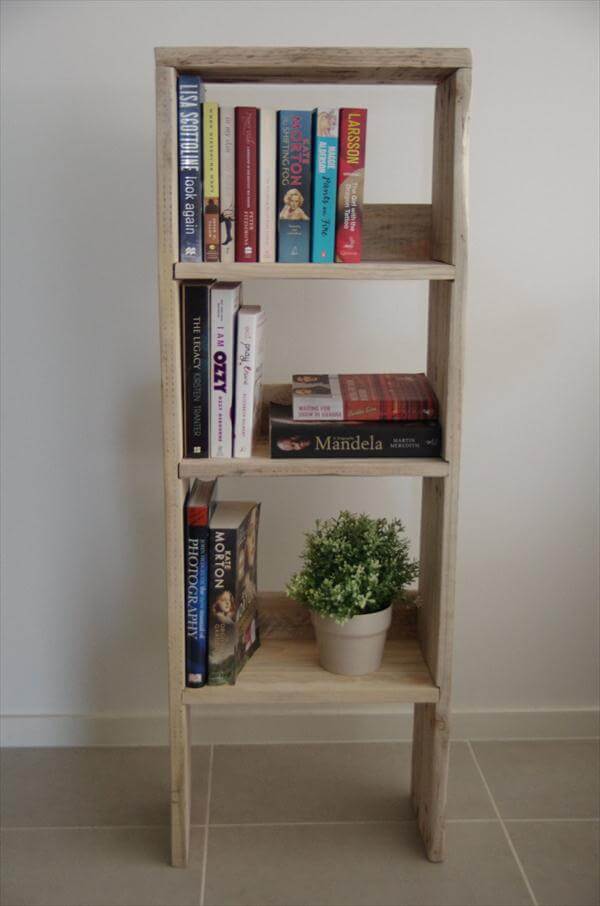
[184,480,261,687]
[181,281,265,459]
[177,75,368,265]
[269,374,442,458]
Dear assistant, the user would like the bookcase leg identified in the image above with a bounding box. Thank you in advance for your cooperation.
[170,703,192,867]
[411,701,450,862]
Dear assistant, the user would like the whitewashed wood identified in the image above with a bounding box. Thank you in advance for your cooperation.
[183,639,438,706]
[156,65,192,869]
[174,260,454,281]
[411,68,471,863]
[155,46,472,84]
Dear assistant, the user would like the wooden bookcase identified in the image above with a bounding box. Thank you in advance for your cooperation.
[155,46,471,868]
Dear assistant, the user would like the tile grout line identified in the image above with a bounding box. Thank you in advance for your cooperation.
[199,743,214,906]
[467,741,539,906]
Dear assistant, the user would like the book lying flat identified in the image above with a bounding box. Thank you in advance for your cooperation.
[292,373,439,421]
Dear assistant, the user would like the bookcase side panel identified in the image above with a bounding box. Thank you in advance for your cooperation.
[156,63,191,868]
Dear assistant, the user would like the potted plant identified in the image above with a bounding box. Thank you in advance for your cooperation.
[286,510,418,676]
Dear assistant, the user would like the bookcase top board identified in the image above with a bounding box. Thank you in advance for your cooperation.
[154,46,472,84]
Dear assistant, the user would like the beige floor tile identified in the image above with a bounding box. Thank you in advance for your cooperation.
[204,821,531,906]
[471,740,600,819]
[0,826,204,906]
[205,741,494,825]
[0,747,210,828]
[506,820,600,906]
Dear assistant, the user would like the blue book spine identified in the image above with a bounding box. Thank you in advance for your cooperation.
[178,75,203,262]
[277,110,312,262]
[310,109,339,263]
[184,511,209,687]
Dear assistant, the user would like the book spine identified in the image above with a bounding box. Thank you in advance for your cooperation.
[270,415,441,458]
[178,75,202,262]
[203,102,220,262]
[235,107,258,262]
[277,110,312,262]
[182,284,210,457]
[259,110,277,262]
[220,107,235,263]
[335,108,367,263]
[184,505,209,687]
[310,109,339,263]
[233,311,265,457]
[208,526,237,685]
[210,285,240,457]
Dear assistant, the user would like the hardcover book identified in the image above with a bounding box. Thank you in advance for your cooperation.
[220,106,235,263]
[235,107,258,262]
[291,373,438,422]
[184,480,216,687]
[233,306,266,458]
[181,281,214,457]
[259,109,277,263]
[311,109,339,263]
[177,75,204,262]
[277,110,312,262]
[203,101,220,262]
[335,108,367,263]
[208,501,261,685]
[270,404,441,459]
[210,282,241,457]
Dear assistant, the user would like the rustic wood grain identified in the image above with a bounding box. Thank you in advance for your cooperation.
[174,260,454,281]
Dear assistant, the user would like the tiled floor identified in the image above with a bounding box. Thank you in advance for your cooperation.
[1,740,598,906]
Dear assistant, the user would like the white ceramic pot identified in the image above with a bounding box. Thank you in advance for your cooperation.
[311,605,393,676]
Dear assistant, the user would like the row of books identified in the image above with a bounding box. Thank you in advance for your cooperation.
[178,75,368,264]
[181,281,264,459]
[184,481,261,687]
[269,373,442,459]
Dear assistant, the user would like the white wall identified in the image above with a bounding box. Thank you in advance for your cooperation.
[1,0,598,740]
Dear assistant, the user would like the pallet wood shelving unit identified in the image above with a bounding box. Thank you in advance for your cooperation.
[155,46,471,868]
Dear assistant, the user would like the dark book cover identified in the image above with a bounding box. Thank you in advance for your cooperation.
[335,108,367,263]
[235,107,258,262]
[269,404,441,458]
[181,282,213,458]
[277,110,312,262]
[178,75,203,262]
[208,501,261,685]
[184,480,216,687]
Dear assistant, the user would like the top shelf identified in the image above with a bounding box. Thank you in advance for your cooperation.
[154,46,472,85]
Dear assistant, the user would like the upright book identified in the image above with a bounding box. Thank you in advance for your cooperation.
[233,306,266,458]
[184,480,216,687]
[259,109,277,262]
[235,107,258,262]
[311,109,339,263]
[181,281,213,457]
[210,282,241,457]
[292,373,439,422]
[335,108,367,263]
[177,75,204,262]
[208,501,261,685]
[219,106,235,263]
[203,101,220,262]
[277,110,312,262]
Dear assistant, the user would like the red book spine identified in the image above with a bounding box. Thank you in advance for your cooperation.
[187,504,209,527]
[335,108,367,264]
[235,107,258,262]
[339,374,438,421]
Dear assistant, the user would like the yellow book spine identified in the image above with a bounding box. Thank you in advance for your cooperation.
[203,102,220,261]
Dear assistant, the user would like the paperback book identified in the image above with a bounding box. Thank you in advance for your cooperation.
[208,501,261,685]
[335,108,367,263]
[177,75,204,262]
[184,480,216,687]
[291,373,438,422]
[311,109,339,263]
[277,110,312,262]
[233,306,266,458]
[259,109,277,262]
[210,282,241,457]
[203,101,220,261]
[181,281,214,457]
[220,106,236,263]
[235,107,258,262]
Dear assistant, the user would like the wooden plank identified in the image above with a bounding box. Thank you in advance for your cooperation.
[412,67,471,863]
[156,64,191,869]
[155,46,472,84]
[182,638,438,706]
[363,204,431,261]
[174,260,454,281]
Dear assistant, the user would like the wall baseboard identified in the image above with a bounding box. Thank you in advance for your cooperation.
[1,707,598,747]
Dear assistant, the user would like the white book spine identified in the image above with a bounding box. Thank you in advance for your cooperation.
[210,284,241,457]
[220,107,235,263]
[234,308,266,457]
[259,109,276,263]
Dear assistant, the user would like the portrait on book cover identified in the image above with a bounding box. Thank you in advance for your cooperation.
[279,188,309,221]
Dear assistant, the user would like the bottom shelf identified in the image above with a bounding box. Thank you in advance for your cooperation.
[181,638,439,706]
